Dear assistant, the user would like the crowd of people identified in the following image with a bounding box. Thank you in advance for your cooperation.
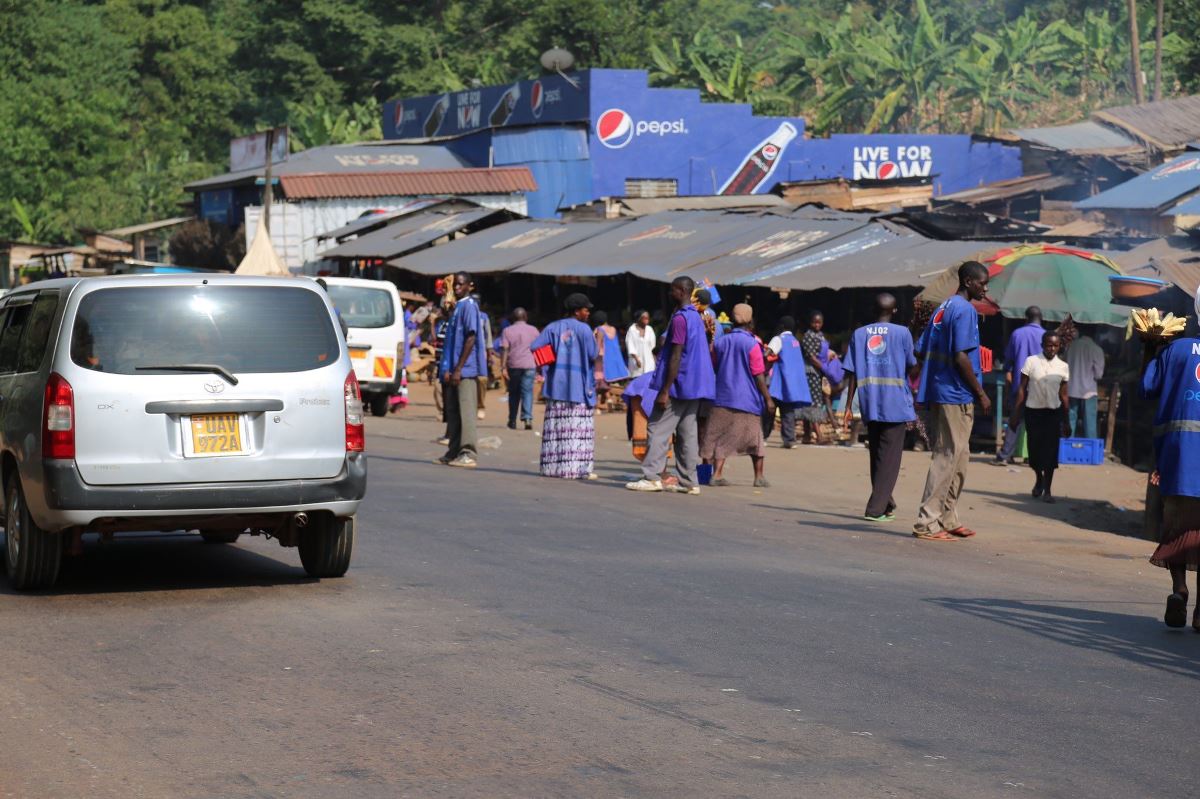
[422,266,1200,629]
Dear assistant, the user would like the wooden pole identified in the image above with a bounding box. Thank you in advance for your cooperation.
[1153,0,1164,102]
[1127,0,1145,104]
[261,128,276,233]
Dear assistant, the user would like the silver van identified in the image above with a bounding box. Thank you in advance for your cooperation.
[0,275,367,590]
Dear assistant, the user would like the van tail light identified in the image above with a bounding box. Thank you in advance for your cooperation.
[43,373,75,460]
[345,372,365,452]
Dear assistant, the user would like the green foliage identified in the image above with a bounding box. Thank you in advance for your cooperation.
[1,0,1199,243]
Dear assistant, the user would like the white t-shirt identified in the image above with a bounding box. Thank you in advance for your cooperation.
[1021,353,1070,409]
[626,323,656,377]
[767,335,784,356]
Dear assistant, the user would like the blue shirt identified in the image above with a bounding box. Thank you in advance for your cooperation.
[532,318,597,407]
[1005,322,1045,400]
[844,322,917,423]
[769,331,812,405]
[713,328,766,415]
[650,305,716,401]
[1141,337,1200,497]
[440,297,488,379]
[916,294,981,405]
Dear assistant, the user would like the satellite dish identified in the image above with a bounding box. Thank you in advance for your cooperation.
[540,47,575,72]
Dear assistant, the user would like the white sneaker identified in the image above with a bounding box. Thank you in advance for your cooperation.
[675,484,701,495]
[625,478,663,492]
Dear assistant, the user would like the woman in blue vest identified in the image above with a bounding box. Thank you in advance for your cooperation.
[766,316,813,448]
[1141,308,1200,629]
[532,293,599,480]
[592,310,630,411]
[702,304,775,487]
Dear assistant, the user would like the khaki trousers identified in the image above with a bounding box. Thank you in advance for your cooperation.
[914,402,974,534]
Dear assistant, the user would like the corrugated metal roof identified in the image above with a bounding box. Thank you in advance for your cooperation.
[1093,95,1200,152]
[315,199,461,241]
[935,173,1073,204]
[184,142,469,191]
[1130,256,1200,293]
[279,168,536,200]
[1011,121,1140,154]
[1111,235,1200,269]
[1165,192,1200,216]
[1076,154,1200,211]
[389,218,630,276]
[104,216,194,237]
[618,195,792,215]
[320,207,504,259]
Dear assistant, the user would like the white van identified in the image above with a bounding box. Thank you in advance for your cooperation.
[321,277,405,417]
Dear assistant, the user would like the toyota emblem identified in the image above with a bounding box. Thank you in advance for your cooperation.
[204,382,225,394]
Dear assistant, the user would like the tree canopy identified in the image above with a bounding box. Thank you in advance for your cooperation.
[1,0,1195,243]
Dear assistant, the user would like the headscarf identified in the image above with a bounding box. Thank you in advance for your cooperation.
[732,303,753,325]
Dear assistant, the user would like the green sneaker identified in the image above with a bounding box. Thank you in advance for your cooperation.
[863,513,895,523]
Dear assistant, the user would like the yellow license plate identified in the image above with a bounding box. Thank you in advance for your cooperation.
[349,347,369,360]
[188,413,246,457]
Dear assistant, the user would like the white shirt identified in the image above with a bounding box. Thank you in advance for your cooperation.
[1021,353,1070,409]
[1066,336,1104,399]
[626,323,656,377]
[767,335,784,355]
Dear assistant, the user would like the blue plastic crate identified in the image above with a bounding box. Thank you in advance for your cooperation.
[1059,437,1105,466]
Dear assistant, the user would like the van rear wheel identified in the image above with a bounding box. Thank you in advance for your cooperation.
[3,478,62,591]
[199,530,241,544]
[368,394,389,417]
[298,514,354,578]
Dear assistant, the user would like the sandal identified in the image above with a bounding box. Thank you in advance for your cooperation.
[912,529,958,541]
[753,477,770,488]
[946,526,977,538]
[711,478,730,487]
[1166,592,1188,628]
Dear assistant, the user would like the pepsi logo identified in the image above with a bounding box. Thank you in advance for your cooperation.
[1154,157,1200,180]
[867,334,887,355]
[877,161,899,179]
[1194,361,1200,384]
[596,108,634,149]
[393,101,404,130]
[763,144,780,161]
[932,307,946,326]
[560,330,574,344]
[530,80,544,118]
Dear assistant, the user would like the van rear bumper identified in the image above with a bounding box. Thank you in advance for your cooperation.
[39,452,367,525]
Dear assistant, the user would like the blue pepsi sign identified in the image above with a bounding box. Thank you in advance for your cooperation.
[383,72,589,140]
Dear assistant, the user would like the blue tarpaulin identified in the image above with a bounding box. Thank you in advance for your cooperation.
[1077,153,1200,211]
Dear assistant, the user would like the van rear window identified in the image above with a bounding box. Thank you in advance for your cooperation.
[71,286,339,374]
[325,285,395,329]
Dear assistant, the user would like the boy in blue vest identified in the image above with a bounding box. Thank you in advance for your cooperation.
[626,276,717,495]
[843,293,917,522]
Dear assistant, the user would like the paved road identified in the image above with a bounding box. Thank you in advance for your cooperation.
[0,406,1194,798]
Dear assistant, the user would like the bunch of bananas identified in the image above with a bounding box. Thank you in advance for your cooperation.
[1126,307,1188,341]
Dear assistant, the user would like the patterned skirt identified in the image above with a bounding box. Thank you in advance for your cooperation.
[701,406,766,459]
[540,400,595,479]
[799,370,826,422]
[1151,495,1200,571]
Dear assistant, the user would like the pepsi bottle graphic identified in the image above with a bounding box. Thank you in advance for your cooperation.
[424,95,449,137]
[489,82,521,127]
[718,121,799,195]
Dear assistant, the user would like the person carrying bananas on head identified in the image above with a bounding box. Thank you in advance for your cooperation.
[1137,300,1200,630]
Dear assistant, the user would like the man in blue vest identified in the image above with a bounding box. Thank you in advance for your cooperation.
[437,272,488,468]
[1141,316,1200,628]
[912,261,992,540]
[626,275,717,495]
[843,293,917,522]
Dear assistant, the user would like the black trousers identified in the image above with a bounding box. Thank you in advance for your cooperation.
[866,421,907,517]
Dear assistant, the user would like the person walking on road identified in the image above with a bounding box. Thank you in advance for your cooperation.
[1008,332,1070,503]
[533,294,599,480]
[912,261,992,541]
[625,309,657,378]
[1139,307,1200,628]
[842,293,917,522]
[626,276,716,495]
[995,306,1045,463]
[437,272,487,468]
[1067,333,1105,438]
[766,316,812,449]
[500,307,539,431]
[703,303,775,488]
